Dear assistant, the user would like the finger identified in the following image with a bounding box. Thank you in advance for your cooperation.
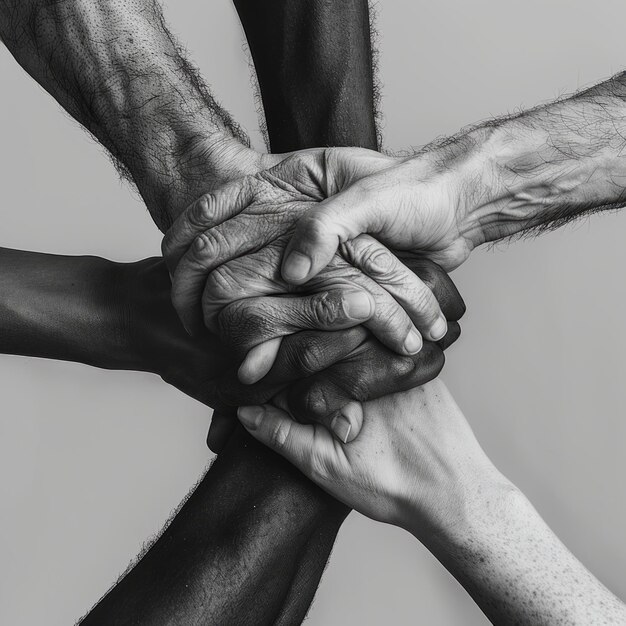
[342,235,448,341]
[348,273,424,357]
[400,256,466,322]
[238,337,283,385]
[287,340,445,433]
[161,180,254,273]
[281,182,383,284]
[206,328,368,409]
[217,289,375,356]
[237,405,338,481]
[438,321,461,350]
[207,411,237,454]
[171,233,297,336]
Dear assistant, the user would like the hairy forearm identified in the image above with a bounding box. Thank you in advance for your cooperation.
[451,72,626,246]
[0,247,138,370]
[234,0,378,152]
[421,481,626,624]
[82,430,348,625]
[0,0,247,229]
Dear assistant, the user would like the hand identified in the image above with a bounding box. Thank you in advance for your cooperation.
[235,379,508,544]
[118,257,464,446]
[162,151,453,366]
[280,144,486,283]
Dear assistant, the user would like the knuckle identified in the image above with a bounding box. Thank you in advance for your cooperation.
[190,229,220,264]
[188,195,214,228]
[360,245,397,279]
[295,340,327,375]
[268,420,289,450]
[204,264,240,303]
[311,292,342,327]
[217,300,267,347]
[388,355,417,380]
[344,376,370,403]
[301,381,329,421]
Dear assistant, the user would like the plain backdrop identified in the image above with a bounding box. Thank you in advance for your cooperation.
[2,1,626,624]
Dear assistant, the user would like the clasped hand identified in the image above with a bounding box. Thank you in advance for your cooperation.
[162,147,468,441]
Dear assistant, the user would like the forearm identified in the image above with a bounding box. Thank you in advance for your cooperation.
[82,429,348,626]
[450,72,626,247]
[234,0,378,152]
[0,0,247,229]
[419,479,626,624]
[0,247,137,370]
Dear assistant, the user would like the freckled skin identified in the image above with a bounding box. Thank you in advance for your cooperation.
[242,380,626,625]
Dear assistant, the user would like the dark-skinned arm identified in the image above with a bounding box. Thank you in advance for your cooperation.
[234,0,378,152]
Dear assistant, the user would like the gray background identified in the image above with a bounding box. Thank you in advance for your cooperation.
[1,1,625,624]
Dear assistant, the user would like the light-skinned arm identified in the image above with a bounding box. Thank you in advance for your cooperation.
[238,380,626,625]
[0,0,261,231]
[278,73,626,282]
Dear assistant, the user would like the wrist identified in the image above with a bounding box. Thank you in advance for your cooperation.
[403,457,516,551]
[399,126,503,261]
[141,137,264,231]
[112,258,167,374]
[458,113,626,246]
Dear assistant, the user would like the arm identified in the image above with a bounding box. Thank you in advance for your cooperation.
[234,0,379,152]
[81,427,347,626]
[275,72,626,284]
[0,246,142,371]
[0,0,257,230]
[238,380,626,625]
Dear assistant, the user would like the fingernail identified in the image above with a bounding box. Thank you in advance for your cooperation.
[283,251,311,282]
[429,315,448,341]
[403,329,423,355]
[237,406,265,430]
[344,291,373,320]
[330,414,352,444]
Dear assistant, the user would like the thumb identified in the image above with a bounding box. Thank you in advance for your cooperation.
[237,405,336,479]
[281,185,382,284]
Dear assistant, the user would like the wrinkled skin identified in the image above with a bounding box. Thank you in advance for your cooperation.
[129,255,464,447]
[162,151,455,357]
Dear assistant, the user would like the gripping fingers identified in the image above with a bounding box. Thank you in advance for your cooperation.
[342,235,447,342]
[218,289,375,364]
[238,337,283,385]
[207,328,368,410]
[237,405,338,484]
[287,339,445,441]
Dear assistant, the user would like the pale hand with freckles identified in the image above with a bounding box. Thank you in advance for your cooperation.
[237,380,626,625]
